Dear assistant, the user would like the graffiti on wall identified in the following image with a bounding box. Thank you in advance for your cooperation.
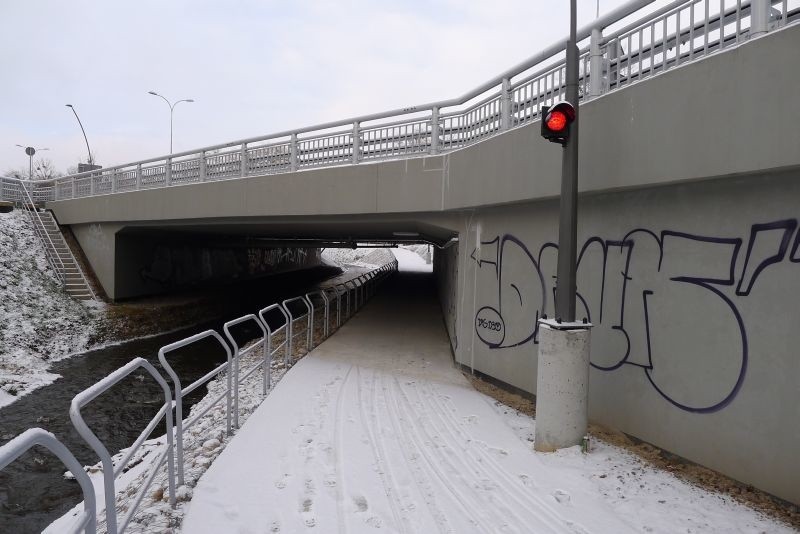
[141,245,319,287]
[472,219,799,413]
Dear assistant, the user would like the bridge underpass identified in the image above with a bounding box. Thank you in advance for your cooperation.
[36,21,800,506]
[1,4,798,530]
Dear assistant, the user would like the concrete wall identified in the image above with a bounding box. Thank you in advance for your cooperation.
[446,169,800,504]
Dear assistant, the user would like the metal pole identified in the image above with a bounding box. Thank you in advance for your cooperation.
[169,104,174,154]
[555,0,580,322]
[66,105,93,165]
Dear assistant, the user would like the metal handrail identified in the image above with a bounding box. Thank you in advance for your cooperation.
[6,0,792,206]
[282,296,312,363]
[69,357,176,534]
[223,314,269,429]
[19,181,67,286]
[259,303,291,365]
[157,330,232,485]
[0,428,97,534]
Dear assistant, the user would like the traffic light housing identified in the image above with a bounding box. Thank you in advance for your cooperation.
[540,101,575,146]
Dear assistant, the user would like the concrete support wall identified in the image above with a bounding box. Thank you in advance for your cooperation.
[446,170,800,504]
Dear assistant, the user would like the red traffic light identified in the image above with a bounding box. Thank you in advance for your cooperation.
[545,110,569,132]
[541,101,575,146]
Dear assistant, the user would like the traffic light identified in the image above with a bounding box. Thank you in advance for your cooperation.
[540,101,575,146]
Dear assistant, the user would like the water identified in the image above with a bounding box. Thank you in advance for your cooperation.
[0,265,350,533]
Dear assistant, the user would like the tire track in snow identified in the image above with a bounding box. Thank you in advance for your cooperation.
[356,365,408,533]
[387,374,498,532]
[333,365,354,534]
[380,371,455,534]
[417,380,579,533]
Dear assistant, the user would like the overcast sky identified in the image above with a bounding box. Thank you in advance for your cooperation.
[1,0,641,174]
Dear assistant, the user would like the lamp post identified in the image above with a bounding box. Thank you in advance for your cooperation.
[15,144,49,180]
[65,104,94,166]
[147,91,194,153]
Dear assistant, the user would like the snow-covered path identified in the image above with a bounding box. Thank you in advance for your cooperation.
[182,270,637,534]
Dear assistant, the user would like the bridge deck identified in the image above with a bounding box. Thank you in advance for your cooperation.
[181,263,634,533]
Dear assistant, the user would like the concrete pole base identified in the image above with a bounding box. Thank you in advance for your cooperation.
[534,319,592,452]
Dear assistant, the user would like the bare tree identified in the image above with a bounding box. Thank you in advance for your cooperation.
[31,157,62,181]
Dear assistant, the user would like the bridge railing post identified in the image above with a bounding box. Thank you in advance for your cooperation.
[290,133,298,172]
[165,157,172,187]
[750,0,771,37]
[90,173,95,196]
[199,151,207,182]
[136,164,142,190]
[111,168,117,193]
[240,143,248,177]
[500,77,511,130]
[430,107,440,155]
[352,121,360,164]
[589,27,604,99]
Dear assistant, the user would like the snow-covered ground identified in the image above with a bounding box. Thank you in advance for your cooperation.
[0,210,100,408]
[176,265,790,533]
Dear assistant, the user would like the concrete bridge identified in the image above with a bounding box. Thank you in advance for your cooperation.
[5,0,800,506]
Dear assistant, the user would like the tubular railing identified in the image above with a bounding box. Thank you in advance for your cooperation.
[69,358,177,534]
[18,180,67,287]
[259,303,291,365]
[0,262,397,534]
[3,0,794,207]
[0,428,97,534]
[282,296,312,362]
[157,330,233,485]
[223,314,269,428]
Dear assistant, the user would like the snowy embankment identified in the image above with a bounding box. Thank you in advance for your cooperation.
[0,210,99,408]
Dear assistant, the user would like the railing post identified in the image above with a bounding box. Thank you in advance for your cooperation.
[165,157,172,187]
[352,121,360,164]
[500,77,511,130]
[111,169,117,193]
[136,164,142,190]
[430,107,440,155]
[589,27,604,98]
[90,173,95,196]
[240,143,248,177]
[199,151,207,181]
[290,133,298,172]
[750,0,770,37]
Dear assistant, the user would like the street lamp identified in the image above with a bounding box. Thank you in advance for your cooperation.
[15,144,49,181]
[65,104,94,166]
[147,91,194,153]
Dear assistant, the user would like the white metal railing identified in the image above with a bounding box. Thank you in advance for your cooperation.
[2,0,793,207]
[0,262,397,534]
[69,358,177,534]
[0,429,97,534]
[18,180,68,287]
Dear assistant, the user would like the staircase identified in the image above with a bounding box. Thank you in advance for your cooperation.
[18,182,94,301]
[38,212,95,300]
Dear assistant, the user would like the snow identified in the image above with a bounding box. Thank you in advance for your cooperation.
[178,271,789,533]
[392,246,432,272]
[0,210,98,408]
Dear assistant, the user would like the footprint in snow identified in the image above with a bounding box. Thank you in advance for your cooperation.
[353,495,368,512]
[553,489,571,504]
